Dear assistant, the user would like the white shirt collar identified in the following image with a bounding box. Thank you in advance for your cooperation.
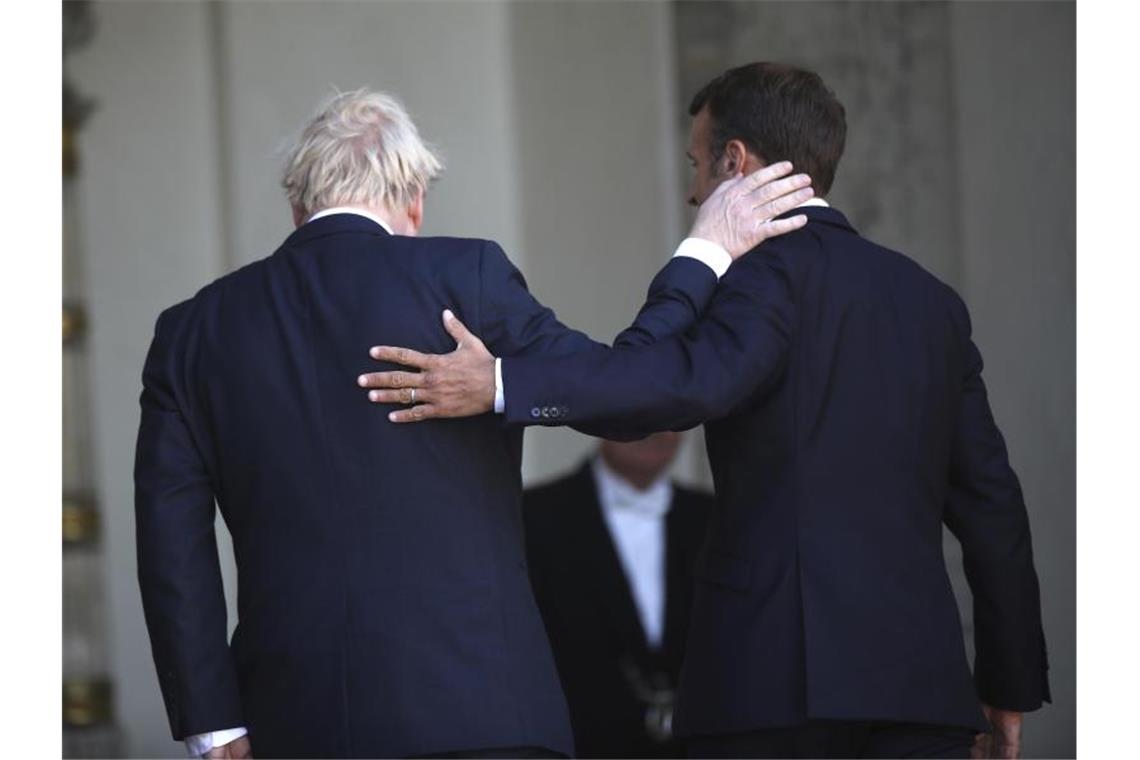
[307,206,395,235]
[591,456,672,519]
[797,197,830,208]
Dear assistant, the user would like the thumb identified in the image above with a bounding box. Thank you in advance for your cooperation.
[442,309,474,348]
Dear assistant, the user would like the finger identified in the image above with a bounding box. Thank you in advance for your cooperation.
[367,388,432,404]
[756,215,808,239]
[756,186,815,220]
[441,309,477,349]
[747,173,813,207]
[388,404,438,423]
[368,345,435,369]
[994,741,1018,760]
[357,370,425,389]
[737,160,796,194]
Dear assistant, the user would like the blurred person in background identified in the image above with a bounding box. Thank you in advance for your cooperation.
[361,62,1051,759]
[523,432,712,758]
[133,88,812,759]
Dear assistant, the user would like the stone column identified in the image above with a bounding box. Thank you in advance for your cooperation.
[63,3,121,756]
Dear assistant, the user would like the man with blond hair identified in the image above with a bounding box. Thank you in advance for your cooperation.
[134,88,814,758]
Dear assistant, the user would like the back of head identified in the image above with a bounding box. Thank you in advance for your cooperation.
[281,89,444,219]
[690,62,847,196]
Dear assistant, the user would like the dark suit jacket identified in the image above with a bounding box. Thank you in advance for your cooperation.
[500,207,1051,737]
[523,462,712,758]
[134,213,718,757]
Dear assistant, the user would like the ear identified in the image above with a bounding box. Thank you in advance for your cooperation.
[291,204,307,228]
[722,139,750,175]
[406,188,425,235]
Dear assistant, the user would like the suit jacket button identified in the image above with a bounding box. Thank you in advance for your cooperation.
[549,408,561,418]
[560,406,569,416]
[541,407,550,418]
[531,407,541,419]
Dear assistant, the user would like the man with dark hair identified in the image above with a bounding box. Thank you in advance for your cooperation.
[361,62,1050,759]
[688,62,847,198]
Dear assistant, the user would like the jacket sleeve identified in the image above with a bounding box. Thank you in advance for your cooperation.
[499,247,795,434]
[134,309,244,740]
[942,297,1051,711]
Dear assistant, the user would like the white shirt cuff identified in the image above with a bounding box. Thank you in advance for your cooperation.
[673,237,732,279]
[494,357,505,414]
[185,727,248,758]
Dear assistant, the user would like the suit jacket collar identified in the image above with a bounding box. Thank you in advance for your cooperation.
[661,496,698,665]
[778,204,857,234]
[283,212,393,248]
[561,462,654,660]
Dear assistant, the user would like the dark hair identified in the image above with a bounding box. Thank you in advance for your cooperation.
[689,62,847,196]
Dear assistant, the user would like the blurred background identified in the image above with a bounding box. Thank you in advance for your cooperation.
[61,0,1074,757]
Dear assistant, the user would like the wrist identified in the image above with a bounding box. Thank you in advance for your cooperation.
[673,237,732,278]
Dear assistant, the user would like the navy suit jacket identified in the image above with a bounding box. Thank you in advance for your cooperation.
[134,213,718,757]
[501,207,1051,736]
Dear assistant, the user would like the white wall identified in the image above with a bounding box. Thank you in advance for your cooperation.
[216,0,526,269]
[69,2,681,756]
[505,0,698,484]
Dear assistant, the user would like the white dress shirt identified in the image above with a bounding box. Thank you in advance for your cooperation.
[185,207,396,757]
[308,205,396,233]
[184,727,247,759]
[492,197,831,412]
[591,457,673,649]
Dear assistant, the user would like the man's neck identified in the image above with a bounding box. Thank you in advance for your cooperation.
[597,451,665,492]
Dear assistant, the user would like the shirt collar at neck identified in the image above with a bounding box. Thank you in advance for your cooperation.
[308,206,395,235]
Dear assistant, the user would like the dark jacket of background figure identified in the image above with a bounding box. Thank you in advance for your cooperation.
[500,206,1052,738]
[134,213,719,758]
[523,462,713,758]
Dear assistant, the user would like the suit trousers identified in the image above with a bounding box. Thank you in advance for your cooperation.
[686,720,977,759]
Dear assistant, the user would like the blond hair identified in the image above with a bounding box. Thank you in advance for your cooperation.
[282,89,443,216]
